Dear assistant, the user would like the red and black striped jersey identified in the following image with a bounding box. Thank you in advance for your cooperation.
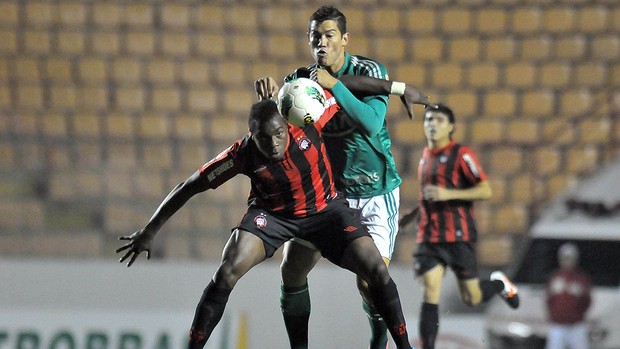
[417,141,488,243]
[198,91,340,218]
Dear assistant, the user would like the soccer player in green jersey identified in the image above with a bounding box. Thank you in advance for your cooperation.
[256,5,431,349]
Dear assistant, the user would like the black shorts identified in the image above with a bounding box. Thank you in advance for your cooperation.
[413,241,479,280]
[235,197,369,263]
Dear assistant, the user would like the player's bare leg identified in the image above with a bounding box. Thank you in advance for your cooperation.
[458,278,483,306]
[188,229,267,349]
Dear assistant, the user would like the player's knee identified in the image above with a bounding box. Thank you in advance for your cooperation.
[215,262,243,289]
[280,259,311,285]
[363,260,390,286]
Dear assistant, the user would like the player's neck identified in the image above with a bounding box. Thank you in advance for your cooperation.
[326,54,346,74]
[428,138,451,150]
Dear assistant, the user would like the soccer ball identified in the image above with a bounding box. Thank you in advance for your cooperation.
[277,78,326,127]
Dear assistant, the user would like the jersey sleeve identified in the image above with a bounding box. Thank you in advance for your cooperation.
[198,138,246,189]
[329,78,388,136]
[458,146,487,184]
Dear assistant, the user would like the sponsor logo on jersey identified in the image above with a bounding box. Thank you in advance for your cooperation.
[254,213,267,228]
[206,159,234,182]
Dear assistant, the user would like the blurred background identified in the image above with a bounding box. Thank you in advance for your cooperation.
[1,0,619,348]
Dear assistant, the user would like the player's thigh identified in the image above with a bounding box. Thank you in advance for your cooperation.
[348,188,400,259]
[457,278,482,306]
[215,229,267,287]
[421,264,445,303]
[339,236,389,287]
[281,239,321,285]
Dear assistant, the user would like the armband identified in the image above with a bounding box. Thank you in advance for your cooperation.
[390,81,406,96]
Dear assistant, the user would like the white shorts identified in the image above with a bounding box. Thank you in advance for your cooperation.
[346,187,400,259]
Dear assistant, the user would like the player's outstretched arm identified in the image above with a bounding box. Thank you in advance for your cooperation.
[338,75,434,120]
[116,170,208,267]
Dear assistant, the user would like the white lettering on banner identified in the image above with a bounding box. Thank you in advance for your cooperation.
[0,311,237,349]
[0,331,173,349]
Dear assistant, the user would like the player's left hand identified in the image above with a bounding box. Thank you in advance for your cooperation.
[401,85,434,120]
[116,229,153,267]
[254,77,279,101]
[422,185,450,202]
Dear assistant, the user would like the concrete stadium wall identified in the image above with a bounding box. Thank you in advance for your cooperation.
[0,258,487,349]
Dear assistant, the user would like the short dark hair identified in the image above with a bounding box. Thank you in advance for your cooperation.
[308,6,347,34]
[426,103,455,124]
[248,100,282,132]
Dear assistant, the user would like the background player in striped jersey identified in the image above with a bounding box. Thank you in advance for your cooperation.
[412,103,519,349]
[256,6,429,348]
[115,99,414,349]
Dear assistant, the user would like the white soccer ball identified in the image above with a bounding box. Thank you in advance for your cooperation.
[277,78,326,127]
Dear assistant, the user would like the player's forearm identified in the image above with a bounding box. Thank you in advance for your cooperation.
[338,75,410,98]
[144,172,204,236]
[331,80,387,136]
[339,75,392,96]
[446,182,492,201]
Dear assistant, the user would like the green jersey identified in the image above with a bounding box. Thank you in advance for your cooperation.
[289,53,401,198]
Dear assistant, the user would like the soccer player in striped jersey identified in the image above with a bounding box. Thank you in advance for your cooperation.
[115,98,414,349]
[413,103,519,349]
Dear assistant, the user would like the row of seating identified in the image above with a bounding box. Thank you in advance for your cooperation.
[1,3,617,34]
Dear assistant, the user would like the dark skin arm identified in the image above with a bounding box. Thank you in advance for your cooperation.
[115,170,209,267]
[254,69,434,120]
[398,205,419,228]
[338,74,431,119]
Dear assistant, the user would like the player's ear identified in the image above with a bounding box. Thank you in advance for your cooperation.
[341,32,350,47]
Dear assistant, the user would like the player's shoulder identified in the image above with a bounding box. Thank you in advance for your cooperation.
[284,64,318,82]
[456,143,477,155]
[349,54,388,78]
[350,54,384,65]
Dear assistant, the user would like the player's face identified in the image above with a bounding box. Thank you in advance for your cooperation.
[424,111,454,147]
[252,115,289,161]
[308,20,349,72]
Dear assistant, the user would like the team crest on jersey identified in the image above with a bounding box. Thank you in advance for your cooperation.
[440,155,448,163]
[297,137,311,151]
[254,213,267,228]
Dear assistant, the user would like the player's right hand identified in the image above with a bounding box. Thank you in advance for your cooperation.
[254,77,279,101]
[116,229,153,267]
[401,85,434,120]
